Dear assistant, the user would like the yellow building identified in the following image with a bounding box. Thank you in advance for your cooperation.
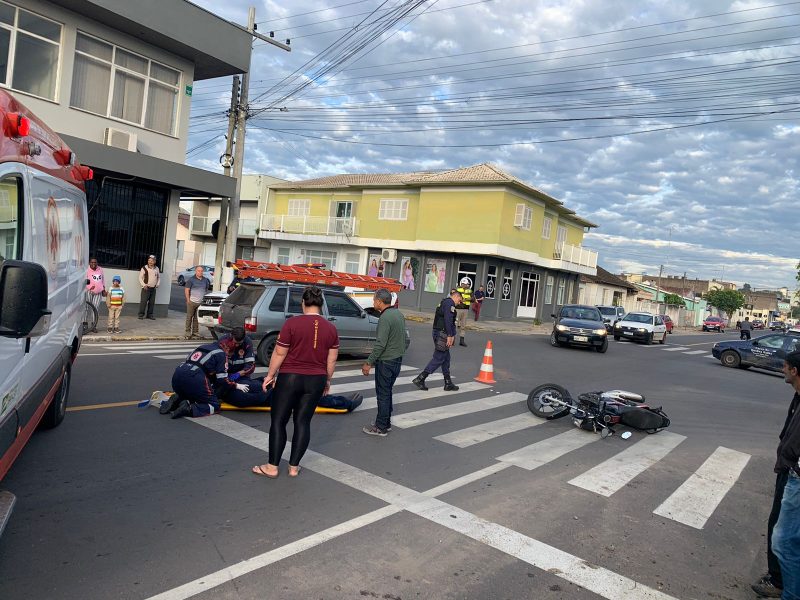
[256,163,598,319]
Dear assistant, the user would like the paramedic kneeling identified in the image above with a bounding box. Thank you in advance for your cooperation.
[168,337,247,418]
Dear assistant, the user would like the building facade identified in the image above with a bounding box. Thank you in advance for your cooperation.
[256,164,598,321]
[1,0,251,314]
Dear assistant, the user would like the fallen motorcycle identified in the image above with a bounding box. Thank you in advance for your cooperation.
[527,383,670,437]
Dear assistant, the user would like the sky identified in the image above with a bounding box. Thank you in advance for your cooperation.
[188,0,800,293]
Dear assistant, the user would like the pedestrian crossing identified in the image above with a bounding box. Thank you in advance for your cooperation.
[323,365,751,531]
[614,340,715,359]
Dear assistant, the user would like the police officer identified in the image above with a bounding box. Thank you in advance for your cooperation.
[455,277,473,346]
[412,289,462,392]
[163,337,251,418]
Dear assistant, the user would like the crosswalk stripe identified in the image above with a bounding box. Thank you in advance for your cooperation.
[704,355,716,359]
[154,354,191,360]
[354,381,486,412]
[329,365,414,380]
[392,392,526,429]
[683,350,708,355]
[568,432,686,496]
[434,412,546,447]
[497,429,599,470]
[331,373,443,394]
[653,446,750,529]
[119,348,200,354]
[98,343,199,350]
[662,347,689,352]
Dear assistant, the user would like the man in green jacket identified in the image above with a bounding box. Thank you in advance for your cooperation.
[361,288,407,437]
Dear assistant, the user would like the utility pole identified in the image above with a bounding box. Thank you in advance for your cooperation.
[656,264,664,312]
[222,7,290,288]
[213,75,240,291]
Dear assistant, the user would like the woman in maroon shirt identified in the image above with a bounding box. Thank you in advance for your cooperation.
[252,287,339,478]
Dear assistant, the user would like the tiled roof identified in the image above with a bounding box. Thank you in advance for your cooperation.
[581,266,637,289]
[273,172,421,188]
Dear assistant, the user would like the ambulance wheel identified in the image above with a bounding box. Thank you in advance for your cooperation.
[41,364,70,429]
[257,334,278,366]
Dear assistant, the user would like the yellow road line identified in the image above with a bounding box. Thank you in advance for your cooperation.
[67,400,143,412]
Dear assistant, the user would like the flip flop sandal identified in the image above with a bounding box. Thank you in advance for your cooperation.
[288,466,301,478]
[252,465,279,479]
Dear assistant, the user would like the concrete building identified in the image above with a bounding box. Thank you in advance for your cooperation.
[623,273,737,297]
[256,163,599,321]
[4,0,250,315]
[182,174,287,265]
[578,266,638,310]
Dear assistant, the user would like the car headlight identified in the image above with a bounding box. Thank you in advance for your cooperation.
[556,324,569,332]
[614,323,621,329]
[638,328,647,332]
[594,328,607,335]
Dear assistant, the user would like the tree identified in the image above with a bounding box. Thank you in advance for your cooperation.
[704,289,746,321]
[741,283,751,293]
[662,293,685,307]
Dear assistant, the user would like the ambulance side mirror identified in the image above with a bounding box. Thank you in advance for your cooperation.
[0,260,51,340]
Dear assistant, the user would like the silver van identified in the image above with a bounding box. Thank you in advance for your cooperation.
[216,283,410,364]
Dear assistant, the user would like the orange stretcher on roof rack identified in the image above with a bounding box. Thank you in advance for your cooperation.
[229,260,403,293]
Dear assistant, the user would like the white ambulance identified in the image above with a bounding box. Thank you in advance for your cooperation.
[0,89,92,533]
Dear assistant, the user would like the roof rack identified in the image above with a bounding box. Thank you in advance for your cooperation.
[230,260,403,293]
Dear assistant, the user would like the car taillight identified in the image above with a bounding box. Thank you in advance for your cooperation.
[245,317,257,332]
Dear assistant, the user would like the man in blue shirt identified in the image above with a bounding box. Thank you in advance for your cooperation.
[412,289,462,392]
[184,266,210,339]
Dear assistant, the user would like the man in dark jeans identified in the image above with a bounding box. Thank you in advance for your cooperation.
[361,289,407,437]
[752,361,800,597]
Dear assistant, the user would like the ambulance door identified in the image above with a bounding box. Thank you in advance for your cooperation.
[0,173,25,462]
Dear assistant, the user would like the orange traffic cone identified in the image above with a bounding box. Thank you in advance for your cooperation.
[474,340,497,384]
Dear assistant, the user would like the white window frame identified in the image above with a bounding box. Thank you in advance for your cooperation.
[557,278,566,305]
[544,275,554,304]
[344,252,360,274]
[276,246,290,264]
[556,225,567,248]
[542,216,553,240]
[70,31,181,136]
[0,3,62,102]
[287,199,311,216]
[378,198,408,221]
[514,203,532,230]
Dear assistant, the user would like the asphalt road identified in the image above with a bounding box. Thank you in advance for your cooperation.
[0,325,791,600]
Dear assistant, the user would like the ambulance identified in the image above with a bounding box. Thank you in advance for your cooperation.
[0,89,92,533]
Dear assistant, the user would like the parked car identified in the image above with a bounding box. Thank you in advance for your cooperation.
[702,316,726,332]
[596,305,626,332]
[613,312,668,344]
[550,305,609,353]
[769,321,787,331]
[660,314,674,334]
[712,332,800,371]
[197,291,229,337]
[177,265,215,286]
[215,283,410,364]
[752,319,765,330]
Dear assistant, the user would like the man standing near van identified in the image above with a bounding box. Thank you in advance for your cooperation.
[138,254,160,320]
[184,266,210,339]
[361,289,407,437]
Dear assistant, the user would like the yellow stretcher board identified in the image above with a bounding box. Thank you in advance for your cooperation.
[219,402,347,414]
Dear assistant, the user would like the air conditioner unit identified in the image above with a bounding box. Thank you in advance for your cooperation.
[381,248,397,262]
[103,127,137,152]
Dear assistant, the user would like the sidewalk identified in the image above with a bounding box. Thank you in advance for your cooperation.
[83,309,706,343]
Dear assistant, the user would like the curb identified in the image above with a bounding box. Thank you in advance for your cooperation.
[83,335,212,343]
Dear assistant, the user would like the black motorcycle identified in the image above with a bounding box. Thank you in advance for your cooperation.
[527,383,670,438]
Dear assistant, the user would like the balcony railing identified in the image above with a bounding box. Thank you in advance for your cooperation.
[190,215,259,237]
[258,214,359,237]
[554,243,598,269]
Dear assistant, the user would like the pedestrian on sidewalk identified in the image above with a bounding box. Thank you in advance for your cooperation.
[472,285,485,321]
[767,350,800,599]
[85,257,105,333]
[455,277,473,346]
[752,350,800,598]
[740,317,753,340]
[361,288,407,437]
[413,289,461,392]
[105,275,125,333]
[184,265,210,339]
[138,255,160,320]
[253,286,339,479]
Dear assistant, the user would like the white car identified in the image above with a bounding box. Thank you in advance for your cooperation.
[612,312,668,344]
[177,265,214,286]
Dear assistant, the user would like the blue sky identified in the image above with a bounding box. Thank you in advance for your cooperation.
[188,0,800,292]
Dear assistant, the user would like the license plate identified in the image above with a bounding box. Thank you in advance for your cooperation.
[574,335,588,342]
[623,331,633,336]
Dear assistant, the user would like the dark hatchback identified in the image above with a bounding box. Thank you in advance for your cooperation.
[711,332,800,371]
[550,305,609,353]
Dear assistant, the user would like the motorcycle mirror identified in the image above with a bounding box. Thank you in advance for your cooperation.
[621,431,632,440]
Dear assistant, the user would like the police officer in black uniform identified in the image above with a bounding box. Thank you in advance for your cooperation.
[412,289,462,392]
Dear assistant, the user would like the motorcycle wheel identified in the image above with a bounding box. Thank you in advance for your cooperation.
[527,383,572,419]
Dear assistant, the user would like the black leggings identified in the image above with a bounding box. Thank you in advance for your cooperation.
[268,373,327,467]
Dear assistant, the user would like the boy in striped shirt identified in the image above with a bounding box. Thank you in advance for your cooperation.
[106,275,125,334]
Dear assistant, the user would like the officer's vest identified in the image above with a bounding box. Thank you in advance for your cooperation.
[456,287,472,307]
[433,298,449,331]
